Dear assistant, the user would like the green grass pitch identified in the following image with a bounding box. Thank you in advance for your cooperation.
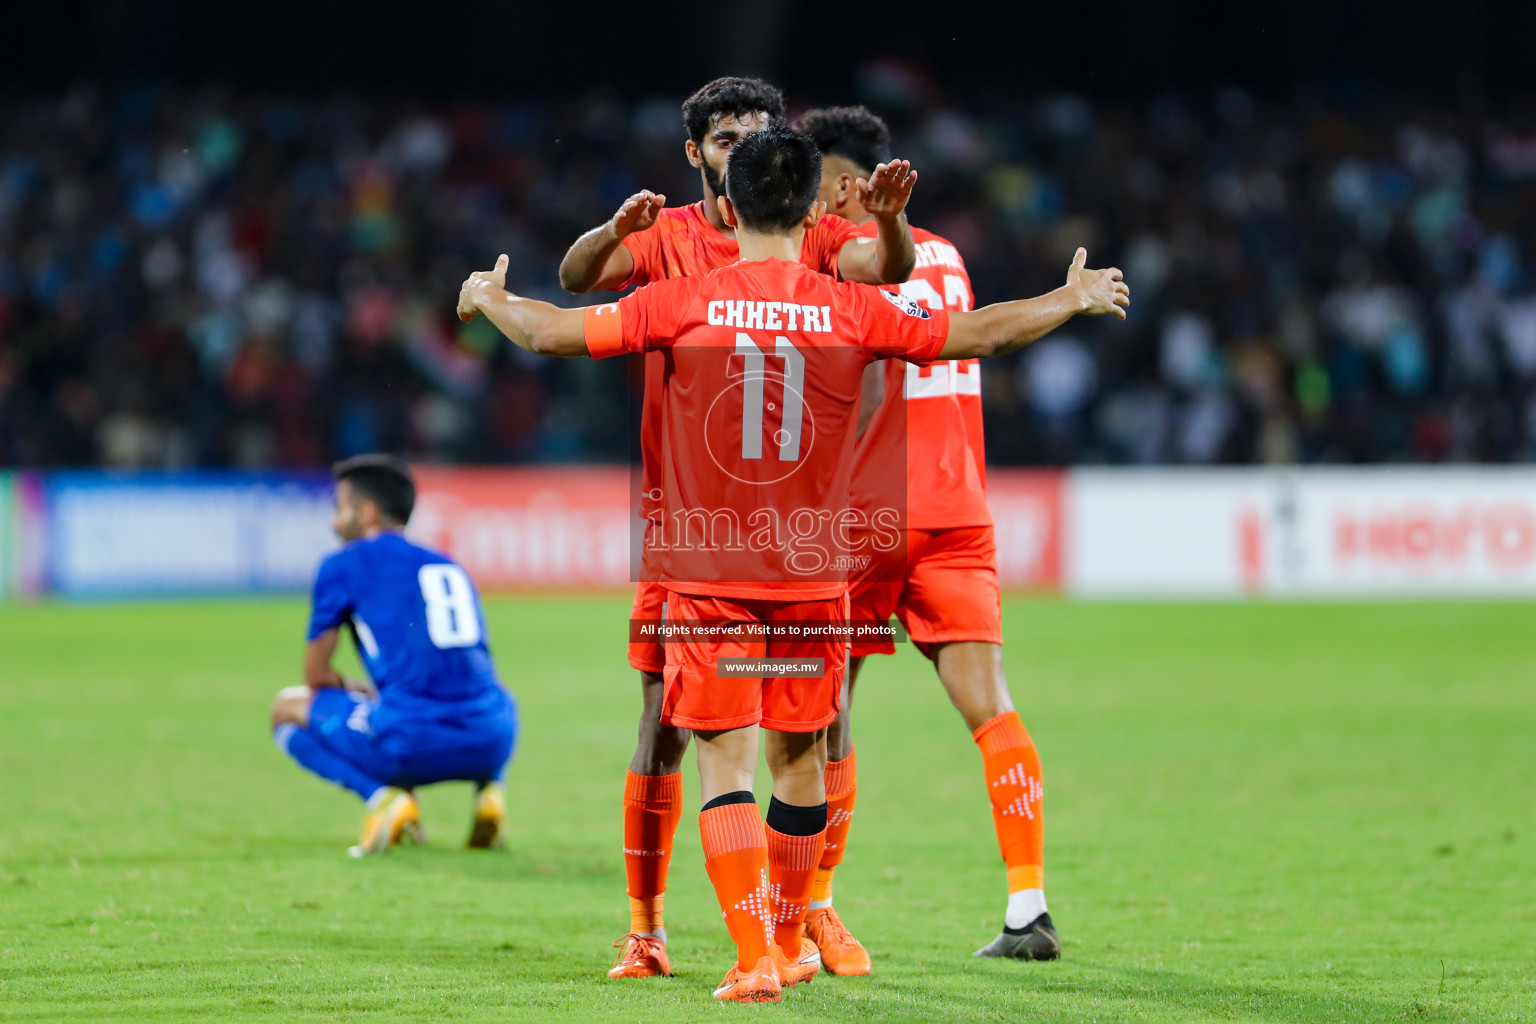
[0,596,1532,1022]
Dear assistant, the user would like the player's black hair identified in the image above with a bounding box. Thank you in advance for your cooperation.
[793,105,891,175]
[333,454,415,525]
[724,125,822,233]
[681,77,786,144]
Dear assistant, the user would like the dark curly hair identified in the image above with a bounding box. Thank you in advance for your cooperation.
[725,125,822,233]
[681,77,786,144]
[793,105,891,175]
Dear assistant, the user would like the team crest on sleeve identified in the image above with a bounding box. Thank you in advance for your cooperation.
[880,289,931,319]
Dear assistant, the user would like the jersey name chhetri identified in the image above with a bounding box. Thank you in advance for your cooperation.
[616,201,863,527]
[706,300,834,332]
[584,258,952,599]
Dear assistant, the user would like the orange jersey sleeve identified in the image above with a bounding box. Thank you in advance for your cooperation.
[850,284,950,363]
[583,278,697,358]
[618,203,738,287]
[617,219,670,288]
[803,214,862,279]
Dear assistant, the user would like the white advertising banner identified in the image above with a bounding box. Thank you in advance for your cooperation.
[1066,470,1273,596]
[1265,470,1536,596]
[1066,469,1536,597]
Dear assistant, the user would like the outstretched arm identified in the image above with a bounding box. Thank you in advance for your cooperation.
[460,254,590,357]
[837,160,918,285]
[558,190,667,293]
[940,248,1129,359]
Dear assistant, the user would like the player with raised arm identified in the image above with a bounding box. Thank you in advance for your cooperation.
[458,125,1127,1000]
[794,105,1076,966]
[270,456,518,856]
[557,75,918,981]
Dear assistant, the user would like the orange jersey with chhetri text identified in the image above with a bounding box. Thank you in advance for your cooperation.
[850,225,990,528]
[584,258,949,601]
[619,203,861,522]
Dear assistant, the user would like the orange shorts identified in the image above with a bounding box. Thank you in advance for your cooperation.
[628,580,668,673]
[660,590,849,732]
[849,525,1002,659]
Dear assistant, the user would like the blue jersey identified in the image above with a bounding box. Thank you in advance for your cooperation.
[307,532,511,736]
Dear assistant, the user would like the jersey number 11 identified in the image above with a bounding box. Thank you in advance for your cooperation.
[735,333,805,461]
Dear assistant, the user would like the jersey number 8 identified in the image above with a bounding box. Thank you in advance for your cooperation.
[418,564,482,648]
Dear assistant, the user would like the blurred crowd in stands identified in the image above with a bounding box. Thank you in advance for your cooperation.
[4,72,1536,469]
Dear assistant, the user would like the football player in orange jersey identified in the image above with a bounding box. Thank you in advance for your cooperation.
[556,77,919,981]
[460,125,1126,1001]
[795,106,1062,965]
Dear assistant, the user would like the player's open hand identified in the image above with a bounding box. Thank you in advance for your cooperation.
[855,160,917,220]
[457,253,510,322]
[611,190,666,238]
[1066,248,1130,320]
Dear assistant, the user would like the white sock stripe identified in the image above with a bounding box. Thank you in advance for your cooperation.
[272,723,297,754]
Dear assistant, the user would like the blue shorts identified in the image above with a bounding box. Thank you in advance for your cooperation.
[307,688,517,788]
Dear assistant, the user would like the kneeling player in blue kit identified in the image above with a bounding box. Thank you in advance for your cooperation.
[270,454,518,856]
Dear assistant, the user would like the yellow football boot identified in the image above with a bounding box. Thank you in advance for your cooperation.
[466,783,506,849]
[348,787,422,857]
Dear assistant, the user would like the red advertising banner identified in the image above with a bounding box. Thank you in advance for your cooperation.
[409,466,1066,593]
[409,467,635,590]
[986,470,1065,590]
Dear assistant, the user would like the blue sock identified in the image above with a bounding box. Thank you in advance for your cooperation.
[274,724,385,803]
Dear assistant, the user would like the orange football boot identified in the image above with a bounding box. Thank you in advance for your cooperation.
[805,906,872,975]
[713,955,782,1003]
[608,933,672,978]
[772,935,822,987]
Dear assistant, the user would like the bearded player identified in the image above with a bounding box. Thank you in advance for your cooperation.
[557,76,918,980]
[459,124,1128,999]
[793,105,1067,965]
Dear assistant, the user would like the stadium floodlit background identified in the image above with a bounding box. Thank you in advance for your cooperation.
[2,3,1533,1023]
[3,0,1536,471]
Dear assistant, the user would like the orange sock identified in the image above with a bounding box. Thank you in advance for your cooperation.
[972,712,1044,893]
[699,799,773,971]
[766,825,826,955]
[811,749,856,903]
[622,771,683,935]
